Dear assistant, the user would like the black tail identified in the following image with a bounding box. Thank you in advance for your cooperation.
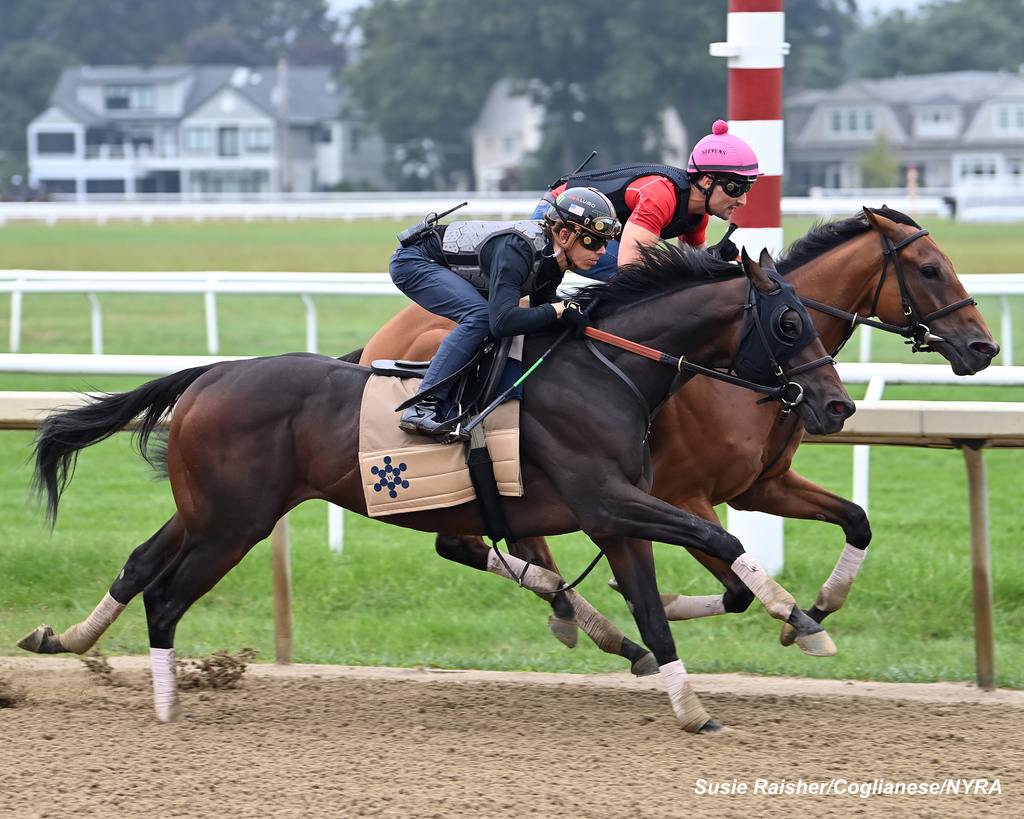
[33,364,219,527]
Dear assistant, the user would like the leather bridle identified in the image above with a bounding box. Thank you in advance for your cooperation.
[800,225,977,356]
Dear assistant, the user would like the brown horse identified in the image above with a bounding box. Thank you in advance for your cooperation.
[359,208,998,666]
[20,246,855,733]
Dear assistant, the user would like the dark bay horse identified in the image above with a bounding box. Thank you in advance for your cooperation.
[21,247,854,733]
[358,208,998,665]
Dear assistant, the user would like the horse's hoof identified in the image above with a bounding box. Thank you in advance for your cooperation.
[779,621,798,646]
[631,653,659,677]
[16,625,68,654]
[795,629,837,657]
[698,719,726,734]
[547,615,578,649]
[155,703,183,723]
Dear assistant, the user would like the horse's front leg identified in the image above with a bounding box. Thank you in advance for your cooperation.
[607,498,746,621]
[729,469,870,646]
[591,534,722,734]
[585,481,836,657]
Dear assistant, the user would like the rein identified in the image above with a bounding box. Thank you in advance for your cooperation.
[800,227,977,356]
[581,276,834,430]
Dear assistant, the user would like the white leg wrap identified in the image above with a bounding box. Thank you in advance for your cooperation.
[150,647,181,723]
[731,554,795,621]
[486,550,562,595]
[662,594,726,621]
[58,592,126,654]
[659,660,710,733]
[814,543,866,613]
[565,588,624,653]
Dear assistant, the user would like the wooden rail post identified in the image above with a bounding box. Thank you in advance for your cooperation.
[271,516,293,664]
[960,442,996,690]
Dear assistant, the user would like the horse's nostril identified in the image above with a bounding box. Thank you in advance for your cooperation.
[969,340,1000,359]
[830,400,854,417]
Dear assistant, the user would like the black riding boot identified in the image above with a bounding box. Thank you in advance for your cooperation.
[398,398,448,437]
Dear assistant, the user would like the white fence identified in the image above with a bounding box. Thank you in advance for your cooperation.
[0,270,599,355]
[4,270,1022,361]
[0,191,956,226]
[0,194,541,227]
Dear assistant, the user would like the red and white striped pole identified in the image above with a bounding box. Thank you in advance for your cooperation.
[711,1,789,574]
[710,0,789,256]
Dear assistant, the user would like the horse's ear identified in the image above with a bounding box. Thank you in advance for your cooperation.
[758,247,778,273]
[863,205,897,237]
[742,246,774,292]
[860,206,892,232]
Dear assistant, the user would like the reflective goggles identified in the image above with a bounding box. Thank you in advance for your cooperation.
[717,176,755,198]
[576,218,621,249]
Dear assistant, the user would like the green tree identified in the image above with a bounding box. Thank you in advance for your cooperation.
[347,0,731,187]
[0,40,77,187]
[860,131,901,187]
[784,0,859,90]
[345,0,520,187]
[846,0,1024,77]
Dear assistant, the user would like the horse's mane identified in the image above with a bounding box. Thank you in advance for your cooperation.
[574,206,921,316]
[776,206,921,275]
[580,243,741,318]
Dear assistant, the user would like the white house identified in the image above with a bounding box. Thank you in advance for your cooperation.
[785,70,1024,193]
[27,64,389,197]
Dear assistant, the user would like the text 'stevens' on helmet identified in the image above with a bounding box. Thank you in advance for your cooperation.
[544,186,622,247]
[686,120,760,182]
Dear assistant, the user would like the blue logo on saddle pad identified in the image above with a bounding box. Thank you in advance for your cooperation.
[371,456,410,498]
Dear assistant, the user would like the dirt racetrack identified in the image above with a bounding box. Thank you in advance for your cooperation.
[1,656,1022,818]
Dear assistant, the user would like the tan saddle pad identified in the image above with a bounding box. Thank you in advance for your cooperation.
[358,374,523,517]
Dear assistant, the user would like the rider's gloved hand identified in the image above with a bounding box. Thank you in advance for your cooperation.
[558,300,592,338]
[707,235,740,262]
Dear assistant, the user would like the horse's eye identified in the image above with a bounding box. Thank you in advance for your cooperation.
[921,265,939,280]
[778,311,801,341]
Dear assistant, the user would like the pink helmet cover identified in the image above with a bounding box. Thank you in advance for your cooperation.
[687,120,760,179]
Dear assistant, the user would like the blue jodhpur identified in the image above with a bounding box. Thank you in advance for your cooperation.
[389,244,490,411]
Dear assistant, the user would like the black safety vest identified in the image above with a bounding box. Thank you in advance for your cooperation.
[440,220,549,294]
[563,163,698,240]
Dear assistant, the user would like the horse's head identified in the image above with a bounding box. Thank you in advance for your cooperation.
[863,207,999,375]
[737,248,855,435]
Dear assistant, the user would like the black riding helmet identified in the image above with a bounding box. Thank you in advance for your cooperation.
[544,186,622,249]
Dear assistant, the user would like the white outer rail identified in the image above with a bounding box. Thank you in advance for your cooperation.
[0,194,949,226]
[0,271,598,356]
[0,196,543,227]
[3,270,1019,361]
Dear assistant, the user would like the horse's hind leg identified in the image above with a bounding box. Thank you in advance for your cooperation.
[141,528,265,722]
[435,535,656,676]
[17,515,187,655]
[508,536,653,673]
[507,536,578,646]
